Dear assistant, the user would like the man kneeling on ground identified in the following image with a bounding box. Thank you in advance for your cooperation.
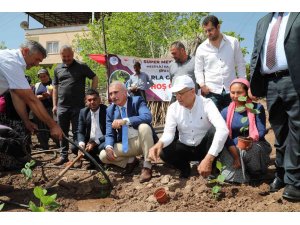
[100,81,158,183]
[149,75,228,178]
[75,89,107,169]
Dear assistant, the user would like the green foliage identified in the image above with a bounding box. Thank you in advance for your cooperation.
[0,41,7,50]
[29,186,60,212]
[74,13,209,89]
[0,203,4,211]
[25,64,57,85]
[208,161,226,199]
[235,96,261,136]
[21,160,36,181]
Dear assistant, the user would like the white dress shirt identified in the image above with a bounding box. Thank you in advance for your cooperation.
[160,95,229,157]
[89,108,104,145]
[194,34,246,94]
[0,49,30,95]
[260,12,290,74]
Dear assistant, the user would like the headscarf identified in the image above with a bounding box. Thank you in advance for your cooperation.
[226,78,259,141]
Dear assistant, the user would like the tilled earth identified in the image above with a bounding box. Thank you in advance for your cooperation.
[1,100,300,212]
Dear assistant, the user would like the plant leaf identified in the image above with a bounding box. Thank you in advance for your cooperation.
[216,161,223,171]
[49,194,57,201]
[238,96,247,102]
[212,185,221,194]
[29,160,36,167]
[33,186,45,199]
[235,106,245,112]
[29,201,44,212]
[0,203,4,211]
[245,103,254,109]
[217,174,225,183]
[41,196,54,205]
[241,117,248,124]
[208,179,217,184]
[47,202,60,211]
[250,109,260,114]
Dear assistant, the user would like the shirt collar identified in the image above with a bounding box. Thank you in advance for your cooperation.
[205,33,227,47]
[118,100,128,110]
[90,107,100,116]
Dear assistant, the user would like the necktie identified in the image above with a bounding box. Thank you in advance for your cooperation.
[266,12,284,69]
[121,107,128,153]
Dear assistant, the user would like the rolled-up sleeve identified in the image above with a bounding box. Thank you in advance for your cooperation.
[160,105,177,148]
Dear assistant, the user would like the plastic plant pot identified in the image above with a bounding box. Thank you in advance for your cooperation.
[154,188,169,204]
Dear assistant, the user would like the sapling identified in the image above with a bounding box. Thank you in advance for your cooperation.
[21,160,36,181]
[29,186,60,212]
[208,161,226,199]
[235,96,260,137]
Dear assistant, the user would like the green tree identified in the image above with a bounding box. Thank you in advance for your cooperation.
[74,12,208,89]
[0,41,7,50]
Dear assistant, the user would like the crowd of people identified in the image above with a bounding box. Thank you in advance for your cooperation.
[0,13,299,201]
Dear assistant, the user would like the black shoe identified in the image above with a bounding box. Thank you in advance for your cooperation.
[269,177,285,192]
[179,166,191,179]
[282,185,300,201]
[121,158,139,175]
[53,157,69,166]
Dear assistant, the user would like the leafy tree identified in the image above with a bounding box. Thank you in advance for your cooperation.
[74,12,249,89]
[74,13,209,89]
[0,41,7,50]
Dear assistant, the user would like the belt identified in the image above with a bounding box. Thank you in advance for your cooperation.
[266,69,289,79]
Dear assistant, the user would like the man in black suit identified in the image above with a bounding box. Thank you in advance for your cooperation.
[250,12,300,201]
[75,89,106,168]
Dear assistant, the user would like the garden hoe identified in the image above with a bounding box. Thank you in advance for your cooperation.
[45,133,113,192]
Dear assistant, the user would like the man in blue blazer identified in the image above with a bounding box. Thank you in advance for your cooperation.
[76,89,107,168]
[100,81,157,183]
[250,12,300,201]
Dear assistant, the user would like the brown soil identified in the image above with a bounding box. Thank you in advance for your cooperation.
[1,100,300,212]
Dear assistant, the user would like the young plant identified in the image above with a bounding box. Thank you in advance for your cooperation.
[235,96,260,137]
[208,161,226,199]
[21,160,36,181]
[29,186,60,212]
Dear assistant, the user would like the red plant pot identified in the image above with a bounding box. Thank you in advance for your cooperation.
[237,136,253,150]
[154,188,169,204]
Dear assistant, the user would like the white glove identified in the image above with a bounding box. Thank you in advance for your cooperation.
[79,142,86,149]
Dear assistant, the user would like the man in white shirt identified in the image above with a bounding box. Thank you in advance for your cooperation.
[195,15,246,111]
[0,40,63,140]
[149,75,228,178]
[76,89,107,169]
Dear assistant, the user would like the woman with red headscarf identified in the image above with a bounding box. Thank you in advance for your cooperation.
[219,78,271,183]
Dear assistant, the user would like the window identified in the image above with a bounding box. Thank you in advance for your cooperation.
[46,41,59,54]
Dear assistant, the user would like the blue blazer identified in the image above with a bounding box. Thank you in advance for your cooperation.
[105,96,158,147]
[77,104,107,144]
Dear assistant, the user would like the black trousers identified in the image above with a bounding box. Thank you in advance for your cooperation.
[206,89,231,112]
[266,75,300,187]
[57,106,81,158]
[159,127,215,172]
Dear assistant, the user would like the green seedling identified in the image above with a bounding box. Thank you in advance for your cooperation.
[0,203,4,211]
[29,186,60,212]
[21,160,36,181]
[235,96,260,137]
[208,161,226,199]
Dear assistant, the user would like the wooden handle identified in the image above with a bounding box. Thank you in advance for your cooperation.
[45,154,83,189]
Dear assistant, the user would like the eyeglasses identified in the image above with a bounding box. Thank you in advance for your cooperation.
[175,88,193,97]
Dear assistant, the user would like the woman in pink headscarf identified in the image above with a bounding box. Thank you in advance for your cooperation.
[219,78,272,183]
